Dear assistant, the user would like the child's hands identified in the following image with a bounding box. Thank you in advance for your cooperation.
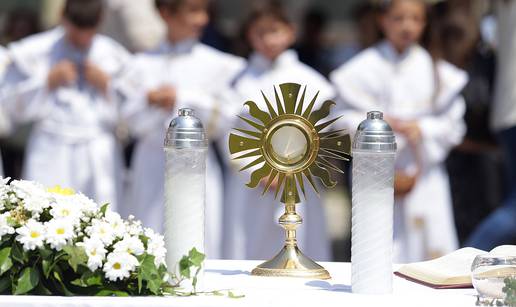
[397,120,422,145]
[85,61,110,95]
[147,85,176,110]
[387,117,422,145]
[47,60,77,90]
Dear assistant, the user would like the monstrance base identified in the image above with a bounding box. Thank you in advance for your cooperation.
[251,244,331,279]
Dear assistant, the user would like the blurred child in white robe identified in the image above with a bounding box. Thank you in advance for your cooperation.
[119,0,244,259]
[2,0,131,210]
[330,0,467,262]
[223,5,334,261]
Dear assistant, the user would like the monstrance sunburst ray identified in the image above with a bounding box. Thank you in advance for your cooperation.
[229,82,352,203]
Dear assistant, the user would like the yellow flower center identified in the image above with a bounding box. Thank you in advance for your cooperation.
[30,231,40,238]
[61,209,70,216]
[47,185,75,196]
[113,262,121,270]
[56,228,65,235]
[91,249,97,256]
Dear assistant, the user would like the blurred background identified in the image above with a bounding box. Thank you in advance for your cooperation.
[0,0,508,261]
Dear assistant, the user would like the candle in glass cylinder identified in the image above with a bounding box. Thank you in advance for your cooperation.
[163,108,207,290]
[351,111,397,294]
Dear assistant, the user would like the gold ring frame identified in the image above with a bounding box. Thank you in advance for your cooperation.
[229,83,351,279]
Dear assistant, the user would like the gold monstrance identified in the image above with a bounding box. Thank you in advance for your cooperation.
[229,83,351,279]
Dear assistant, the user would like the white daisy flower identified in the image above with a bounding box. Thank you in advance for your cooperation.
[73,193,98,216]
[78,237,107,271]
[23,195,52,214]
[87,219,115,245]
[0,212,15,238]
[11,180,51,214]
[103,252,139,282]
[50,196,82,225]
[105,211,126,238]
[126,218,143,237]
[144,228,166,266]
[16,219,46,251]
[114,236,145,256]
[45,218,74,251]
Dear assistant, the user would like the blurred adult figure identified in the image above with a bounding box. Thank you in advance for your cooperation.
[466,0,516,250]
[2,0,131,210]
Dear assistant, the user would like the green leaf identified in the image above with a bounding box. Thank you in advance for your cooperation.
[179,256,192,279]
[0,235,11,247]
[188,248,205,267]
[42,259,51,279]
[11,242,27,264]
[33,281,52,295]
[137,270,143,294]
[100,203,109,217]
[0,247,12,275]
[0,276,10,293]
[38,248,53,260]
[139,235,149,248]
[139,254,162,295]
[72,270,103,287]
[14,267,39,295]
[52,268,75,296]
[63,246,87,272]
[228,291,245,299]
[95,289,130,296]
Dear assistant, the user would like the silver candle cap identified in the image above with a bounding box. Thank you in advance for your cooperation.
[353,111,397,152]
[164,108,208,149]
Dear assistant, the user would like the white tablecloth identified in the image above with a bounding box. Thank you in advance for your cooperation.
[2,260,478,307]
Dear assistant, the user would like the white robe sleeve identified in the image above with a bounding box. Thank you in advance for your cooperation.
[418,96,466,167]
[417,60,468,167]
[1,62,50,124]
[330,54,385,134]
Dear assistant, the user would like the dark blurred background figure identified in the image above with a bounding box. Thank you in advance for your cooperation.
[465,0,516,250]
[425,1,506,246]
[200,0,232,52]
[0,7,42,180]
[327,2,381,73]
[294,7,333,77]
[2,8,41,44]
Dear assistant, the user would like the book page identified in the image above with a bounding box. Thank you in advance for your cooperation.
[490,245,516,256]
[397,247,486,284]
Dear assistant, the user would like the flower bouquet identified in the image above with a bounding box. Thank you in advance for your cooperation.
[0,178,204,296]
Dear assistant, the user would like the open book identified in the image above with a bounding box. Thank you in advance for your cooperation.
[395,245,516,289]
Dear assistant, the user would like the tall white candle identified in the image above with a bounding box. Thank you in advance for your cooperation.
[163,108,207,290]
[351,111,396,294]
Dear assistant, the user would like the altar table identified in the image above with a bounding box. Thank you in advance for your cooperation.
[1,260,478,307]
